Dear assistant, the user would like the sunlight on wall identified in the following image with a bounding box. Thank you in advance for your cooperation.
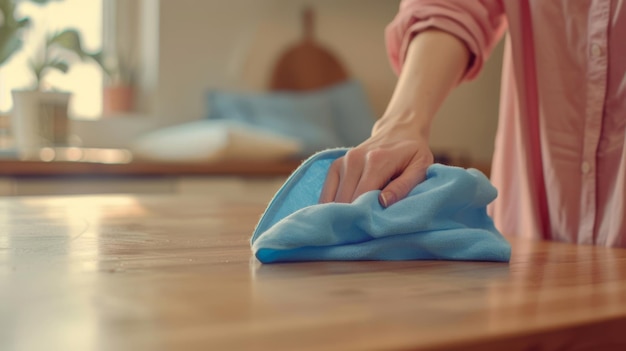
[0,0,103,119]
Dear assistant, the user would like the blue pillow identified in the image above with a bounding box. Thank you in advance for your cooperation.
[206,80,376,156]
[207,90,342,156]
[324,80,375,147]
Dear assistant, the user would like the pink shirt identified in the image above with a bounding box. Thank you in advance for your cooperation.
[386,0,626,247]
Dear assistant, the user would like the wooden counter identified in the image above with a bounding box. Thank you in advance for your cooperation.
[0,159,302,177]
[1,194,625,351]
[0,157,489,178]
[0,159,300,196]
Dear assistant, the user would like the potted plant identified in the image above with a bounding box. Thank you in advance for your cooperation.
[0,0,57,152]
[11,29,96,157]
[1,0,96,157]
[99,52,136,115]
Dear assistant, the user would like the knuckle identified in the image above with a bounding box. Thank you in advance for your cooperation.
[423,151,434,164]
[365,149,388,163]
[411,152,433,169]
[329,158,343,171]
[345,149,365,165]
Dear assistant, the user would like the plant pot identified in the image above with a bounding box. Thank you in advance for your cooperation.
[103,85,134,115]
[11,90,71,158]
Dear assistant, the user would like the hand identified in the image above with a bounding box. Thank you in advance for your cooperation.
[319,129,433,207]
[318,29,469,207]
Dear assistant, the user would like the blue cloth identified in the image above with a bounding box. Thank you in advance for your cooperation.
[251,149,511,263]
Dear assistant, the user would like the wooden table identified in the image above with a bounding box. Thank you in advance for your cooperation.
[1,194,625,351]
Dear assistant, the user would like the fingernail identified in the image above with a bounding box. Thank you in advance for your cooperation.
[380,192,394,208]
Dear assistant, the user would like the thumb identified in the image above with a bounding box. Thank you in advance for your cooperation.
[378,166,428,207]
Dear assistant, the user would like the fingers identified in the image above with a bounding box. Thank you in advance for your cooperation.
[319,149,371,204]
[379,163,428,207]
[351,150,394,202]
[319,143,433,206]
[319,160,340,203]
[333,150,365,203]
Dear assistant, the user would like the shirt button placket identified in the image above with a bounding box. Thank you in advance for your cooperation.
[580,0,610,244]
[581,161,591,174]
[591,43,602,57]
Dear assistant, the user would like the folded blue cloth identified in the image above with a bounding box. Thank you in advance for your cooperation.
[251,149,511,263]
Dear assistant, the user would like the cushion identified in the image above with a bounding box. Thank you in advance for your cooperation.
[325,80,375,146]
[207,89,342,156]
[131,120,301,162]
[206,80,376,155]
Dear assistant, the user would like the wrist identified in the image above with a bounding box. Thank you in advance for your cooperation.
[373,111,432,139]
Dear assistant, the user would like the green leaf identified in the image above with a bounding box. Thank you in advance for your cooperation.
[0,1,16,21]
[86,50,114,77]
[27,0,62,5]
[48,59,69,73]
[0,30,22,66]
[48,29,87,59]
[28,58,45,88]
[0,1,33,67]
[88,50,105,65]
[16,17,31,29]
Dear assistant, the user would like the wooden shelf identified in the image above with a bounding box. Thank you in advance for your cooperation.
[0,159,302,177]
[0,159,490,178]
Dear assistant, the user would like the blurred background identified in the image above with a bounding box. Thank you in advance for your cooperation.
[0,0,503,197]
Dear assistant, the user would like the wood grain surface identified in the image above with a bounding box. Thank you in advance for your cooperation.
[1,193,625,351]
[0,159,302,177]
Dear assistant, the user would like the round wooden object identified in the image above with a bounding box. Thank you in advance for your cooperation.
[270,7,348,91]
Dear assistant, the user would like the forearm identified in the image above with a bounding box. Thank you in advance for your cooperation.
[374,29,471,139]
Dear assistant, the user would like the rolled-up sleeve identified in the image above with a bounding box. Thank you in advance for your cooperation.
[386,0,507,80]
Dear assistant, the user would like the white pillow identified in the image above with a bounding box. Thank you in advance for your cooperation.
[131,120,302,162]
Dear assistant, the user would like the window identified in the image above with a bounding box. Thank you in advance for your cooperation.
[0,0,103,119]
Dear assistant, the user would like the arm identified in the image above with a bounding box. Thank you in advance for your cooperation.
[319,29,470,207]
